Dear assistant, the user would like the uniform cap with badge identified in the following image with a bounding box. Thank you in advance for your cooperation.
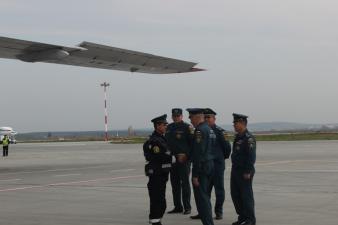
[204,108,217,116]
[186,108,204,115]
[172,108,183,116]
[151,114,168,124]
[233,113,248,123]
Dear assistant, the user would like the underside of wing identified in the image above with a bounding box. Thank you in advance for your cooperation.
[0,36,204,74]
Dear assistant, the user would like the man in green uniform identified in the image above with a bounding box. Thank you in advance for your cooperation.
[143,114,172,225]
[231,113,256,225]
[2,135,10,157]
[187,108,215,225]
[166,108,193,214]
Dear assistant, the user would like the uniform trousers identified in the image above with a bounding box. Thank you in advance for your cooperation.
[193,160,214,225]
[170,161,191,211]
[208,160,225,215]
[147,173,169,223]
[230,168,255,223]
[3,146,8,157]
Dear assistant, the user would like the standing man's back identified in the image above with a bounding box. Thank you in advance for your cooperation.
[166,108,193,215]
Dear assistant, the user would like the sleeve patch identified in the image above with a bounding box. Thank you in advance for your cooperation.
[248,138,255,150]
[222,131,228,140]
[152,146,160,153]
[189,126,195,135]
[248,138,255,144]
[195,131,202,143]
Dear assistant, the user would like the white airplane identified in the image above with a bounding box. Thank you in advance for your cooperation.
[0,127,17,135]
[0,36,204,74]
[0,127,17,143]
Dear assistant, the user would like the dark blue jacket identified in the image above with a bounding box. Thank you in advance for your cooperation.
[210,125,231,162]
[231,129,256,173]
[165,121,193,156]
[143,131,172,176]
[191,122,215,178]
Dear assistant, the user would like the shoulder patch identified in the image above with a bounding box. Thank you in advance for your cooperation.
[248,137,255,144]
[222,131,228,140]
[215,125,224,131]
[152,146,160,153]
[248,138,255,150]
[195,130,202,143]
[189,125,195,135]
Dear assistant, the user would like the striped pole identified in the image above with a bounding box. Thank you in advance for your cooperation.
[100,82,110,141]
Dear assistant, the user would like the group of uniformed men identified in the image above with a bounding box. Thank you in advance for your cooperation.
[143,108,256,225]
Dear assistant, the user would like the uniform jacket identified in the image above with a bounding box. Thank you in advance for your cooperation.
[2,137,10,146]
[210,125,231,161]
[165,121,193,156]
[143,131,172,176]
[231,129,256,173]
[191,122,216,178]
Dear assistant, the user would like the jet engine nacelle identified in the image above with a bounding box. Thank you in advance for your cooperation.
[17,49,70,62]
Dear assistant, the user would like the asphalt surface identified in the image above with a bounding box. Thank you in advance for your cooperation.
[0,141,337,225]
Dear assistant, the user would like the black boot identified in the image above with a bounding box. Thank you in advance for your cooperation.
[167,208,183,214]
[190,214,201,219]
[215,213,223,220]
[152,222,162,225]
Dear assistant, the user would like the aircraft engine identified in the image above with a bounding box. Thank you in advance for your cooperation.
[17,49,70,62]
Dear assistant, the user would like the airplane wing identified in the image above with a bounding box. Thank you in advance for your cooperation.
[0,36,204,74]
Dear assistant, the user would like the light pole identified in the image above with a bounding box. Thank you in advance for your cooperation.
[100,82,110,141]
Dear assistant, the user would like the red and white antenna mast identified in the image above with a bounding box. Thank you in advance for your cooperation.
[100,82,110,141]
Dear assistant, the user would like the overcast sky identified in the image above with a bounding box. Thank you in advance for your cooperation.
[1,0,338,132]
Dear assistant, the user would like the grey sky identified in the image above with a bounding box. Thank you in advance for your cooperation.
[1,0,338,132]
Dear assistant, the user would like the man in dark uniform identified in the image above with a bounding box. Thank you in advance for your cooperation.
[166,108,193,215]
[231,113,256,225]
[187,108,215,225]
[191,108,231,220]
[205,108,231,220]
[143,114,172,225]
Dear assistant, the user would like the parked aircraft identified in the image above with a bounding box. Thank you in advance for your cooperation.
[0,127,17,144]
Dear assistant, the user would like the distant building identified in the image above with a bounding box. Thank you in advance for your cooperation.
[128,126,135,136]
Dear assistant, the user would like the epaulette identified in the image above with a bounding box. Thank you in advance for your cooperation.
[245,131,255,140]
[188,124,195,135]
[215,125,224,132]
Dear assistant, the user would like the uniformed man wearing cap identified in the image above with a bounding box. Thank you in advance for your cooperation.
[187,108,215,225]
[143,114,172,225]
[231,113,256,225]
[166,108,193,215]
[204,108,231,220]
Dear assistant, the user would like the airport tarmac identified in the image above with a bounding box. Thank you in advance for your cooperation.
[0,141,337,225]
